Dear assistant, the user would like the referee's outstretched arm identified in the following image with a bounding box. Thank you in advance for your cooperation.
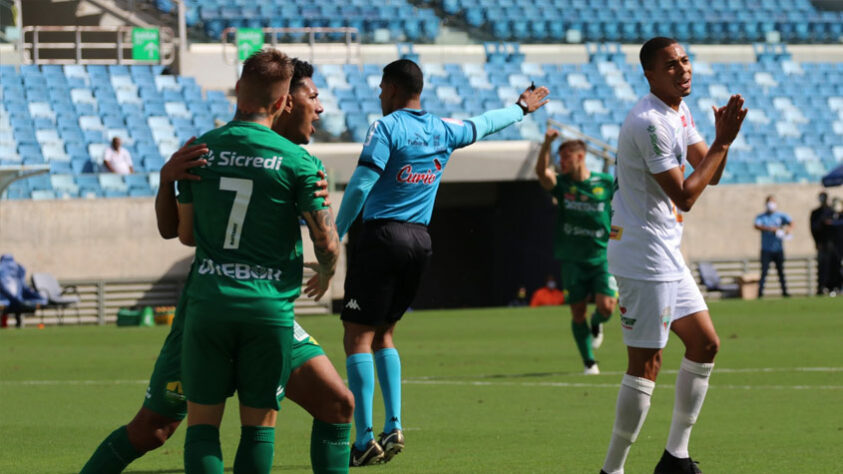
[466,86,550,142]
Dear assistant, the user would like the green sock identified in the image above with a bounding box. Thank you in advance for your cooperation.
[184,425,223,474]
[311,419,352,474]
[571,320,594,365]
[590,309,611,327]
[234,426,275,474]
[80,425,141,474]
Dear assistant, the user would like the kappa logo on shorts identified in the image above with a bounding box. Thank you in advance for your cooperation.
[345,299,361,311]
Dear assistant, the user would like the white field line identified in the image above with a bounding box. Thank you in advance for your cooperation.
[2,367,841,390]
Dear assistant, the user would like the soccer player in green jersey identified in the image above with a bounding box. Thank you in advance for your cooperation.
[535,128,618,375]
[176,50,339,473]
[80,58,352,474]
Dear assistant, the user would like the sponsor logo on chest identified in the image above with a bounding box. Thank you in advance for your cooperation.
[396,163,439,185]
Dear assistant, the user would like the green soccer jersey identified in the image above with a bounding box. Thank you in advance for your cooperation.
[177,121,325,320]
[550,171,614,264]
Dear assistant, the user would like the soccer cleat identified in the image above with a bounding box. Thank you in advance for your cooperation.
[377,429,405,462]
[653,449,703,474]
[591,322,604,349]
[584,361,600,375]
[349,439,385,467]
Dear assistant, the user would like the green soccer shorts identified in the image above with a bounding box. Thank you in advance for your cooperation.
[560,259,619,304]
[182,299,293,409]
[144,304,325,419]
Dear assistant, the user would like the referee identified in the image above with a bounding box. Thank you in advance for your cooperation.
[334,59,549,466]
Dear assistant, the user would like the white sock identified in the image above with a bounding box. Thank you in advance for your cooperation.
[602,374,656,474]
[665,358,714,459]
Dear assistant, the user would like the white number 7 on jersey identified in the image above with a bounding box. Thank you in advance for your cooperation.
[219,177,253,249]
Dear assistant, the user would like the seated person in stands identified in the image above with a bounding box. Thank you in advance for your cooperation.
[104,137,134,175]
[530,275,566,307]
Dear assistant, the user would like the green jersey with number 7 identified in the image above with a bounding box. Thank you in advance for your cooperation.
[177,120,326,319]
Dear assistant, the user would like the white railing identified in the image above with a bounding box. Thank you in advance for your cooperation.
[20,25,176,65]
[221,27,361,72]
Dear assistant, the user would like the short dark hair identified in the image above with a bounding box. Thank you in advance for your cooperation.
[639,37,679,71]
[558,139,587,154]
[382,59,423,95]
[241,49,293,84]
[291,58,314,92]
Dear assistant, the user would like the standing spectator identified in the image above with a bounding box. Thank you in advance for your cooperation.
[830,197,843,294]
[810,191,836,295]
[754,195,793,298]
[529,275,566,307]
[104,137,134,174]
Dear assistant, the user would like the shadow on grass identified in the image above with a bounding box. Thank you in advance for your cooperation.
[409,370,582,381]
[126,466,310,473]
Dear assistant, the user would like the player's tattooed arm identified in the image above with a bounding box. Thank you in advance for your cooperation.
[536,128,560,191]
[302,207,340,300]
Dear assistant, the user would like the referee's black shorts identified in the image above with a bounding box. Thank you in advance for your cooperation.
[341,219,432,326]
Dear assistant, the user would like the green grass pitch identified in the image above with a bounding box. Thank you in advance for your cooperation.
[1,297,841,472]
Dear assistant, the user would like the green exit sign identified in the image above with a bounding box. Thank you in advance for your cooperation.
[132,28,160,61]
[237,28,264,61]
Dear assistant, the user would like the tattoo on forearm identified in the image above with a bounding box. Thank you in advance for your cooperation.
[233,108,269,122]
[304,208,339,273]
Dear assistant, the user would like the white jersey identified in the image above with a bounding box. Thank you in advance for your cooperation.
[608,93,704,281]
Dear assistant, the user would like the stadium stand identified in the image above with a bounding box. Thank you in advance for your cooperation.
[152,0,441,42]
[434,0,843,43]
[2,42,842,199]
[1,63,232,199]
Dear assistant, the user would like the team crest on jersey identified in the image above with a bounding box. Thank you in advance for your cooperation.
[165,381,185,403]
[660,306,672,329]
[609,225,623,240]
[593,186,604,197]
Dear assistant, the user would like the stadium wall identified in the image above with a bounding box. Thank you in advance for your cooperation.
[181,43,843,93]
[1,179,831,283]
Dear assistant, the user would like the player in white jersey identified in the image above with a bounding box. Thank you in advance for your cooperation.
[599,37,746,474]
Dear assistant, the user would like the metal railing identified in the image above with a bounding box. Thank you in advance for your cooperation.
[20,25,175,65]
[24,273,331,327]
[221,27,361,72]
[691,255,819,298]
[546,118,616,174]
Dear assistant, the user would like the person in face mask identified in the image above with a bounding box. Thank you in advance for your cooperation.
[754,195,794,297]
[529,275,566,307]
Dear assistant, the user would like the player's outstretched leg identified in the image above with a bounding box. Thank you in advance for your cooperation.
[286,352,354,474]
[602,346,661,474]
[591,281,619,350]
[657,311,718,474]
[374,347,403,462]
[80,425,142,473]
[569,301,598,374]
[346,352,383,466]
[81,407,182,473]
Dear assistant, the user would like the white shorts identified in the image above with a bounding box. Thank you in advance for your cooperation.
[615,268,708,349]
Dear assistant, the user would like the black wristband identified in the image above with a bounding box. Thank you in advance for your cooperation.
[516,100,529,115]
